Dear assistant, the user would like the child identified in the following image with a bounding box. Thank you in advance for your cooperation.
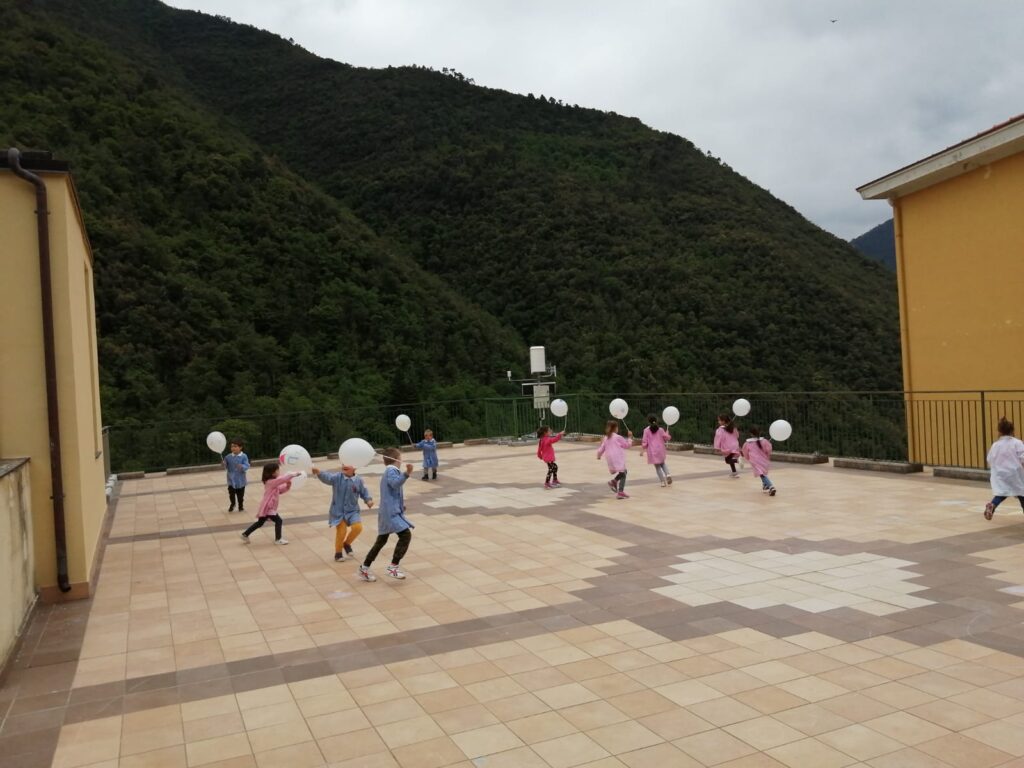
[358,448,415,581]
[223,438,251,511]
[642,414,672,487]
[983,417,1024,520]
[416,429,439,481]
[312,465,374,560]
[241,464,300,544]
[741,426,776,496]
[714,415,741,478]
[537,426,565,488]
[597,420,633,499]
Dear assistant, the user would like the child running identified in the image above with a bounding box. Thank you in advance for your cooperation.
[714,415,741,478]
[597,420,633,499]
[537,425,565,488]
[741,426,776,496]
[983,417,1024,520]
[223,438,251,511]
[417,429,439,481]
[358,448,415,581]
[312,464,374,561]
[642,414,673,487]
[241,464,300,544]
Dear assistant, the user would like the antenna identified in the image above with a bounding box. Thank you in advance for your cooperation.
[503,346,558,426]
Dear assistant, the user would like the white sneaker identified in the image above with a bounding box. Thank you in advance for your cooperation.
[240,533,249,544]
[387,564,406,580]
[660,480,667,487]
[275,538,289,545]
[358,565,377,582]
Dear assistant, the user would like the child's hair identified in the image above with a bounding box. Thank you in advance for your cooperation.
[230,438,244,448]
[424,428,433,436]
[748,425,767,448]
[261,464,279,483]
[647,414,660,433]
[382,447,402,465]
[718,414,735,433]
[999,417,1015,436]
[537,425,551,438]
[605,420,619,437]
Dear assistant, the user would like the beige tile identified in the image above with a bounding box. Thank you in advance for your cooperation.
[656,680,725,707]
[390,735,480,768]
[183,696,239,722]
[122,723,185,756]
[466,745,549,768]
[774,704,855,736]
[562,701,631,731]
[377,715,446,749]
[536,682,601,709]
[674,729,758,765]
[486,692,551,721]
[817,723,903,760]
[766,737,857,768]
[362,696,427,726]
[532,732,611,768]
[586,721,662,754]
[962,718,1024,757]
[915,733,1013,768]
[863,711,951,746]
[619,743,703,768]
[507,711,578,744]
[317,727,389,764]
[725,716,805,750]
[120,746,187,768]
[185,732,253,767]
[688,696,762,727]
[908,699,991,731]
[252,741,326,768]
[451,723,525,758]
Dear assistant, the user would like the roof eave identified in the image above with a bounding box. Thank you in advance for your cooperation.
[857,118,1024,200]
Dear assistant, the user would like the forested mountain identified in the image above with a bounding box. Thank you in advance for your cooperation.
[851,219,897,271]
[3,0,902,426]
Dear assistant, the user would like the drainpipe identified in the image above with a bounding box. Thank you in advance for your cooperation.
[7,148,72,593]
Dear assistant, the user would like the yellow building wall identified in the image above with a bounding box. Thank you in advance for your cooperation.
[895,150,1024,467]
[0,171,107,598]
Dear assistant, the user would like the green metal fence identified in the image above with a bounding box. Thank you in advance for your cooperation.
[106,391,1024,473]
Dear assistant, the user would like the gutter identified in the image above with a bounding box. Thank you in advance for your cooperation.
[7,148,72,593]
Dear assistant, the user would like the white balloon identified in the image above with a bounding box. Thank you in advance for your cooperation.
[289,471,307,491]
[339,437,377,468]
[769,419,793,442]
[550,399,568,418]
[662,406,680,426]
[278,444,313,473]
[732,398,752,417]
[206,431,227,454]
[609,398,629,420]
[395,414,412,432]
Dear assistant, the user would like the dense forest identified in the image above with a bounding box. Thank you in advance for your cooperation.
[2,0,902,431]
[851,219,897,271]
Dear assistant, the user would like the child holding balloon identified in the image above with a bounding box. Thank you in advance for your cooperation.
[241,464,301,544]
[598,421,633,499]
[416,430,439,481]
[741,427,776,496]
[223,438,251,511]
[359,448,415,581]
[537,426,565,488]
[312,465,374,560]
[714,415,741,478]
[642,414,673,486]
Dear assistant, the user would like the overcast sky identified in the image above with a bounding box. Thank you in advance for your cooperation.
[167,0,1023,239]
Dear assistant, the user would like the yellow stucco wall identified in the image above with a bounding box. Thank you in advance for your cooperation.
[0,171,107,596]
[894,149,1024,467]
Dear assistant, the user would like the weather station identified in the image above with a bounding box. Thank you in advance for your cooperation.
[506,345,559,427]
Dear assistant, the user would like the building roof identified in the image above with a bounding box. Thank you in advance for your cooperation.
[857,113,1024,200]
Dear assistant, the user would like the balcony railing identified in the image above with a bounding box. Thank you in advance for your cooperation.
[104,390,1024,474]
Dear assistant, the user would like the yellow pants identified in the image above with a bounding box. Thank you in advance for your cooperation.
[334,521,363,553]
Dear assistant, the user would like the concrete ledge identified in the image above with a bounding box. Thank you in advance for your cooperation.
[463,438,489,446]
[117,471,146,480]
[693,445,718,456]
[833,458,924,474]
[934,466,990,482]
[666,443,695,452]
[166,462,222,475]
[775,452,829,465]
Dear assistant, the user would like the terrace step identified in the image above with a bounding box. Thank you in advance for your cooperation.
[933,466,990,482]
[833,458,924,474]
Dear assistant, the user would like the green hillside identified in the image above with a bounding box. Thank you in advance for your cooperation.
[4,0,902,430]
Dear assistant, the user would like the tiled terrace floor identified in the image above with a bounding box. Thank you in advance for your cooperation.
[6,442,1024,767]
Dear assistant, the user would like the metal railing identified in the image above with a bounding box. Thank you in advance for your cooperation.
[105,390,1024,473]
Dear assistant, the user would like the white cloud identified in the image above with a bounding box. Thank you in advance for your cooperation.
[165,0,1024,238]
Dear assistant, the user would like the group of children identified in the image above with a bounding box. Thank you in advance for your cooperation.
[537,412,777,498]
[226,432,432,581]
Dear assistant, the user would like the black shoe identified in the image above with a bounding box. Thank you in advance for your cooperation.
[421,474,429,481]
[344,544,354,556]
[334,552,345,562]
[228,504,235,512]
[238,506,244,512]
[432,471,437,480]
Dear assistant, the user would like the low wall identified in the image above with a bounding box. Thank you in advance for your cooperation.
[0,459,35,673]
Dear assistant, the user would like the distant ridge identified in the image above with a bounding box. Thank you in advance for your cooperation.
[851,219,896,271]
